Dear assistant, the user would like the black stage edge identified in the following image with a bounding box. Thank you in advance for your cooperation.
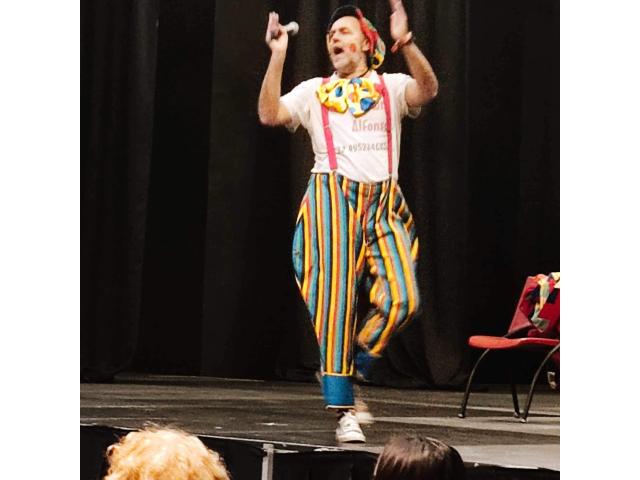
[81,374,560,480]
[81,425,558,480]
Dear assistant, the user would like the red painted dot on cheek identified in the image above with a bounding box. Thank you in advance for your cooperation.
[349,43,357,53]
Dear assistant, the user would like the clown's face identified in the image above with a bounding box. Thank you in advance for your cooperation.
[326,16,370,77]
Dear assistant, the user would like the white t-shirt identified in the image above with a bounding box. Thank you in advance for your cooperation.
[280,71,420,183]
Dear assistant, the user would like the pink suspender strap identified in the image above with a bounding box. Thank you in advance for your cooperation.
[377,74,394,176]
[320,77,339,171]
[320,74,394,175]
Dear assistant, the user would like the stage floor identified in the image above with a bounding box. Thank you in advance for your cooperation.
[81,373,559,471]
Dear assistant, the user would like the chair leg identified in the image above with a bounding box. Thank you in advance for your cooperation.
[458,348,491,418]
[520,344,560,423]
[507,363,521,418]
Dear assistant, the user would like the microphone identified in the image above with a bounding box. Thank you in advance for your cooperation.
[271,21,299,40]
[283,21,299,36]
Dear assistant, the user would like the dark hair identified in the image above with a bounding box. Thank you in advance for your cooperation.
[327,5,360,32]
[373,435,467,480]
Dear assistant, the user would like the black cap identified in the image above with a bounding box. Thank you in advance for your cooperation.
[327,5,360,32]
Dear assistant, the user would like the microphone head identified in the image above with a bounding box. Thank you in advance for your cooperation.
[286,21,299,36]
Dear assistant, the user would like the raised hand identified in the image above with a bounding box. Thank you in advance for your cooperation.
[388,0,409,41]
[265,11,289,53]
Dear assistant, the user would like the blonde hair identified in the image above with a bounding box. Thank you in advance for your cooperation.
[104,427,231,480]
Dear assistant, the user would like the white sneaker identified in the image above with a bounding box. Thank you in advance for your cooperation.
[336,411,366,443]
[354,399,374,425]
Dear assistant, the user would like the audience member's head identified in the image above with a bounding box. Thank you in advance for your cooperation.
[373,435,466,480]
[103,427,230,480]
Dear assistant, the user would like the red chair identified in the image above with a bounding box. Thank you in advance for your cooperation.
[458,273,560,423]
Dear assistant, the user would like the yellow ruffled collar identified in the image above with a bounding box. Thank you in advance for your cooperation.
[316,72,382,117]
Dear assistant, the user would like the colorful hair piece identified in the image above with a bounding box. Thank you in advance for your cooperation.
[355,8,386,69]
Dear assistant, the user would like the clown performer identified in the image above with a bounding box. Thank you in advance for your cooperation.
[258,1,438,443]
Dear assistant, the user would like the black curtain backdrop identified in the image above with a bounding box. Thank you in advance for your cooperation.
[81,0,159,381]
[81,0,559,387]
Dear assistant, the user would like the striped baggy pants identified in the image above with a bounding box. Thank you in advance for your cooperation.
[292,172,420,408]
